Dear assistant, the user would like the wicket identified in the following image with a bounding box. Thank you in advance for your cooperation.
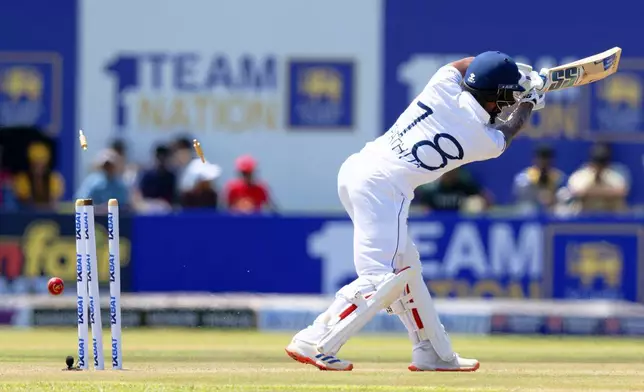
[74,198,123,370]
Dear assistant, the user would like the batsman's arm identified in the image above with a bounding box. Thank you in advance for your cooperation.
[450,57,475,77]
[494,103,533,148]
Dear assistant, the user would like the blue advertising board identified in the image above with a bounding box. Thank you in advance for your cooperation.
[543,223,644,302]
[0,211,132,294]
[130,214,329,294]
[1,211,643,301]
[129,214,644,302]
[383,0,644,205]
[119,212,644,302]
[0,0,78,198]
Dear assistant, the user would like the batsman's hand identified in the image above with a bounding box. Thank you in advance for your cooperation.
[516,63,533,73]
[518,69,545,93]
[519,89,546,111]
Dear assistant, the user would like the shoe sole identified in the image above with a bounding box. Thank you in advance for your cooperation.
[408,362,480,372]
[285,349,353,371]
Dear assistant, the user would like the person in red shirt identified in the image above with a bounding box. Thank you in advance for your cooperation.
[225,155,275,213]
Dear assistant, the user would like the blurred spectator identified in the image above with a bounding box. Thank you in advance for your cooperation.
[225,155,274,213]
[180,162,220,209]
[0,146,13,209]
[513,144,566,213]
[576,142,631,188]
[172,137,196,192]
[134,144,176,213]
[412,168,488,213]
[75,149,129,206]
[11,142,64,210]
[567,143,629,213]
[172,136,223,204]
[110,138,140,190]
[0,170,12,208]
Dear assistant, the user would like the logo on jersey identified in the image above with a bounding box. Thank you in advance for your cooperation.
[388,101,465,171]
[287,60,354,129]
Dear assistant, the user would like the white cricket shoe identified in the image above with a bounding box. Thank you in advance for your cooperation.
[285,339,353,371]
[408,343,479,372]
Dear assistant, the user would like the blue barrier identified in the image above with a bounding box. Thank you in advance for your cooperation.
[1,212,643,300]
[130,213,328,294]
[132,213,644,301]
[0,211,133,294]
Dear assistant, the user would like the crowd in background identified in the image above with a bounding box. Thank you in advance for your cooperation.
[0,129,634,216]
[0,134,275,215]
[411,141,631,216]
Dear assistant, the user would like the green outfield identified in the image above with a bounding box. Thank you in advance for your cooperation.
[0,328,643,391]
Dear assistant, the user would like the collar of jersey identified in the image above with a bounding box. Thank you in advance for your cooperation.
[459,91,492,125]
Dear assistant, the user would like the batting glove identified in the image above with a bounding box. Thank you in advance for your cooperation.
[519,89,546,111]
[517,69,545,94]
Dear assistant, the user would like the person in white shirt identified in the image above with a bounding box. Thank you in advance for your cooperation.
[567,143,629,213]
[172,136,222,196]
[285,52,545,372]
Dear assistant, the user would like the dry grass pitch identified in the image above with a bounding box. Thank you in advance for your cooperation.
[0,328,643,391]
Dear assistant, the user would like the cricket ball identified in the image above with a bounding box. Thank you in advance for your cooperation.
[48,277,64,295]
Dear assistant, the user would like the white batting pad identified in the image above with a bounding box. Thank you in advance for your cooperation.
[317,266,417,355]
[387,272,455,362]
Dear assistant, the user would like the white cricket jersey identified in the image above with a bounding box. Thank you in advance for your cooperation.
[360,65,507,197]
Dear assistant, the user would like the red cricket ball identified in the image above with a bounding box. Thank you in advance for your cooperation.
[48,277,64,295]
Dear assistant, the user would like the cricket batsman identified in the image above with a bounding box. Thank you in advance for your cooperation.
[285,51,545,371]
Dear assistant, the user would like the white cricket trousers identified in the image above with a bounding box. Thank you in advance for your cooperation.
[292,152,423,351]
[337,153,411,276]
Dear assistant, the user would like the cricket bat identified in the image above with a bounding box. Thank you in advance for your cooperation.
[538,47,622,92]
